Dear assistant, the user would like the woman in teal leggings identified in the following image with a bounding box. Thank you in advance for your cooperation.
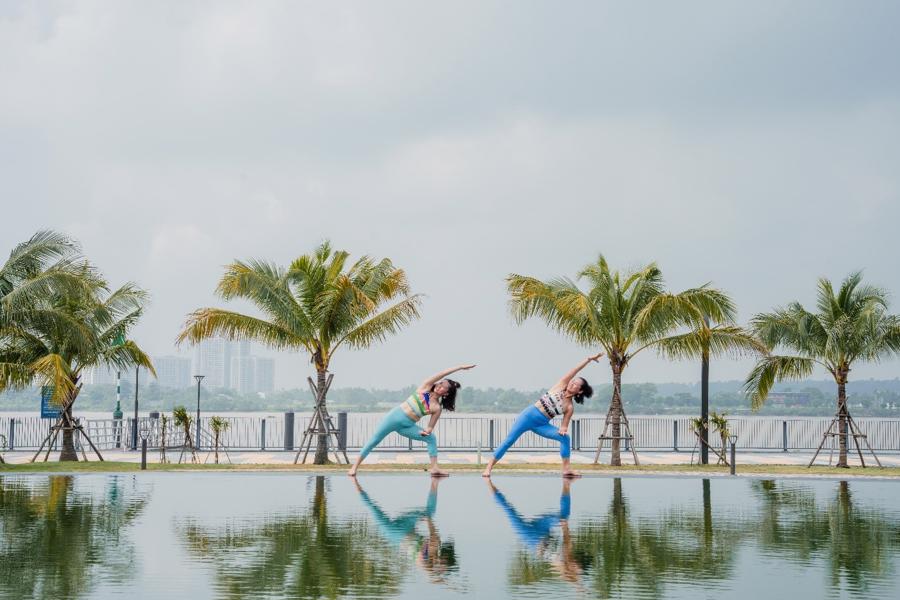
[348,363,476,477]
[482,353,602,478]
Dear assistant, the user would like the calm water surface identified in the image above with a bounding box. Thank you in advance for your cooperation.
[1,473,899,599]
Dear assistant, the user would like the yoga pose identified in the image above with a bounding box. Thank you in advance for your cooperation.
[486,478,583,585]
[348,364,475,477]
[481,353,601,478]
[353,477,458,583]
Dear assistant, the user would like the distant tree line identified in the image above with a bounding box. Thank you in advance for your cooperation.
[3,380,900,416]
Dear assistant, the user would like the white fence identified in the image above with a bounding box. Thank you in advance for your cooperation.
[3,413,900,453]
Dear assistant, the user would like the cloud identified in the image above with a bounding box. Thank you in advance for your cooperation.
[1,1,899,390]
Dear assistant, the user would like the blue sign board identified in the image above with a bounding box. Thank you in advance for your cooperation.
[40,386,61,419]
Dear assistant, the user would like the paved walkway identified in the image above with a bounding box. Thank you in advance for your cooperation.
[5,449,900,467]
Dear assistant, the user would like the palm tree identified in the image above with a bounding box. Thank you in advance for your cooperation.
[209,416,230,464]
[0,245,154,461]
[507,255,735,465]
[745,272,900,467]
[655,303,765,464]
[173,406,196,463]
[177,241,422,464]
[0,230,94,390]
[159,413,170,464]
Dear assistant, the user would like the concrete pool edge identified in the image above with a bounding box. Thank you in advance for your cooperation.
[3,461,900,480]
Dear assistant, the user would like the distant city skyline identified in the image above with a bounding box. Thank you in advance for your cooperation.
[83,339,276,393]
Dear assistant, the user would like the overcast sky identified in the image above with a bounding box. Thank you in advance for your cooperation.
[2,1,899,391]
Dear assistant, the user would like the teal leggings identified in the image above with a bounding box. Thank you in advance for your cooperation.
[360,406,438,459]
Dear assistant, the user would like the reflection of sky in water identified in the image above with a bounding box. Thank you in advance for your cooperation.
[1,473,899,599]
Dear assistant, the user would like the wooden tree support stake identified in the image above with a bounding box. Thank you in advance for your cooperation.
[294,374,348,465]
[593,403,640,465]
[809,400,882,468]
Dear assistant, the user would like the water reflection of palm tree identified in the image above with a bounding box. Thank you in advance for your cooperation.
[487,478,583,587]
[352,477,458,584]
[179,476,405,599]
[752,479,900,593]
[569,478,745,598]
[0,475,149,599]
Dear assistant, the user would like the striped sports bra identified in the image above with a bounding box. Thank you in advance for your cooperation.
[405,392,431,418]
[538,391,565,416]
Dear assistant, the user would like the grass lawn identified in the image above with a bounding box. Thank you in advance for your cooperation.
[2,461,899,478]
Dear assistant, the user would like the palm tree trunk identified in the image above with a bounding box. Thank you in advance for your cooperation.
[837,379,849,468]
[610,364,623,467]
[59,399,78,462]
[214,432,220,464]
[700,351,710,465]
[314,369,329,465]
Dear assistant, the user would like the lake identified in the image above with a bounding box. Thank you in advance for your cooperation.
[1,473,899,599]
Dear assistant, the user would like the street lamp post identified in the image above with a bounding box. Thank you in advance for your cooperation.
[194,375,204,450]
[131,366,140,450]
[139,420,151,470]
[729,434,738,476]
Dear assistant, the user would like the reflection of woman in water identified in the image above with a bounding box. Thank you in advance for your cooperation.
[486,478,583,585]
[353,477,458,584]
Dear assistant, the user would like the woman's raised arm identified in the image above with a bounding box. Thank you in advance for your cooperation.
[550,352,603,392]
[418,364,476,393]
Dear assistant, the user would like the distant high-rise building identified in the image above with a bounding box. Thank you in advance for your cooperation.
[193,338,227,388]
[83,365,119,385]
[230,355,256,394]
[153,356,192,389]
[254,357,275,394]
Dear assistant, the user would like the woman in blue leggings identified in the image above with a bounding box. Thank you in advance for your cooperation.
[348,363,476,477]
[482,353,601,478]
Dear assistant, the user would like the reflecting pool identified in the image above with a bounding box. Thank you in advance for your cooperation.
[1,473,899,599]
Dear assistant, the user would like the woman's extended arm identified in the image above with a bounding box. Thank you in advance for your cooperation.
[550,353,603,392]
[559,404,575,435]
[421,406,442,435]
[418,364,476,393]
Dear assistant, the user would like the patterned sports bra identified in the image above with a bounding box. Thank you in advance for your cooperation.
[405,392,431,418]
[538,390,565,416]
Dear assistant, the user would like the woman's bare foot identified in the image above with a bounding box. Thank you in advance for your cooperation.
[347,468,358,477]
[430,468,450,477]
[562,470,582,478]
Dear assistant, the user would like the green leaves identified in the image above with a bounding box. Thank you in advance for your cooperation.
[507,255,742,365]
[744,355,815,410]
[0,231,154,406]
[747,272,900,407]
[178,240,421,370]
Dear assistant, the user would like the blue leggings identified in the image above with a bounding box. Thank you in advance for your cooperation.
[493,405,570,460]
[493,489,571,550]
[360,406,438,459]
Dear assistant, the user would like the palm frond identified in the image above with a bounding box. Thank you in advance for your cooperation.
[100,340,157,377]
[176,308,306,351]
[507,274,603,346]
[743,355,815,410]
[28,353,76,406]
[335,295,423,350]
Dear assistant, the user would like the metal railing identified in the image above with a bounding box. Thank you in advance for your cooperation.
[2,414,900,453]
